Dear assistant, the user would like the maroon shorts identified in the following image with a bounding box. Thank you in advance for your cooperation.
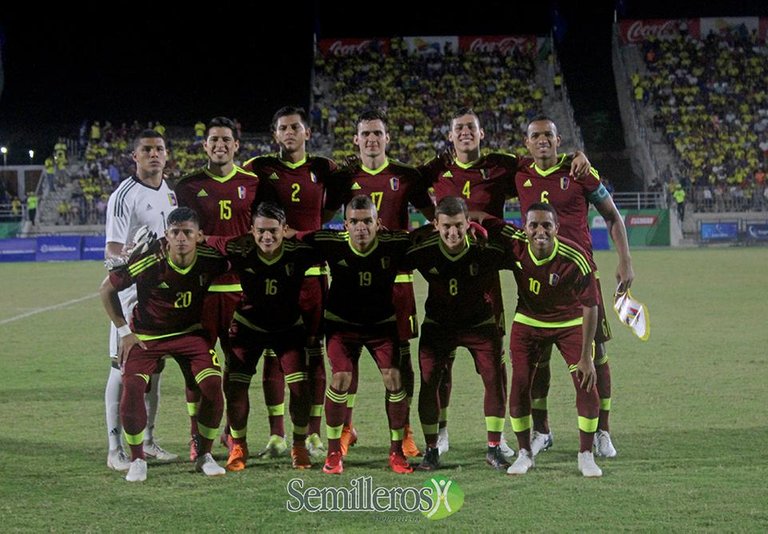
[299,274,328,338]
[419,323,502,376]
[393,278,418,341]
[227,320,307,377]
[325,322,399,373]
[509,322,583,369]
[124,332,221,382]
[201,291,241,347]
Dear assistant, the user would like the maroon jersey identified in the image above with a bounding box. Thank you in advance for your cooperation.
[301,230,411,326]
[207,235,322,332]
[109,241,228,338]
[405,232,506,329]
[244,154,338,231]
[331,159,432,230]
[420,152,519,218]
[491,222,599,325]
[515,155,609,253]
[174,165,259,287]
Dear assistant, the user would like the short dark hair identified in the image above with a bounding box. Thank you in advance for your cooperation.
[272,106,309,131]
[133,129,164,150]
[526,115,558,136]
[526,202,558,223]
[207,116,238,140]
[450,107,480,124]
[345,194,377,217]
[356,108,388,130]
[435,196,468,218]
[167,207,200,227]
[253,201,286,225]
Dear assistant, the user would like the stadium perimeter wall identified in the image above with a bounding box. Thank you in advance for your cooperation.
[0,208,672,263]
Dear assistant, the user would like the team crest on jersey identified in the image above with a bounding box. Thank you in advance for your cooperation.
[168,192,178,206]
[199,274,210,287]
[381,256,391,269]
[469,262,479,276]
[549,273,560,286]
[560,177,570,190]
[390,177,400,191]
[480,169,489,181]
[237,186,246,199]
[285,263,295,277]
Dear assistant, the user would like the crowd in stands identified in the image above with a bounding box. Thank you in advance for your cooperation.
[311,37,542,164]
[632,25,768,213]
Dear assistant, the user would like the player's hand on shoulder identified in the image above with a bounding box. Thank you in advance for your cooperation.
[340,155,361,174]
[439,148,455,167]
[569,151,591,179]
[409,223,436,245]
[230,233,256,256]
[468,220,488,246]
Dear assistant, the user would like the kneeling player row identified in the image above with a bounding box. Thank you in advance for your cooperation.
[100,196,610,481]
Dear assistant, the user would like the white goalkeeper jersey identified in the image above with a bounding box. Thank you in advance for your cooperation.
[105,176,178,246]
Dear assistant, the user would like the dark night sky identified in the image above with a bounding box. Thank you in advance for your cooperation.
[0,0,765,164]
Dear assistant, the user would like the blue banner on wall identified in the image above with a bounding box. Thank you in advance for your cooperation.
[0,238,37,262]
[700,222,738,241]
[82,236,106,260]
[746,223,768,241]
[36,236,82,261]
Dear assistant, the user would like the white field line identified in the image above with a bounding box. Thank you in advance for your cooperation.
[0,293,99,325]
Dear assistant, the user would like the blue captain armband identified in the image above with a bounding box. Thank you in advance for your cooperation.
[588,184,610,203]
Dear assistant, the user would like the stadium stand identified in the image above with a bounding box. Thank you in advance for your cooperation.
[311,35,583,164]
[614,17,768,222]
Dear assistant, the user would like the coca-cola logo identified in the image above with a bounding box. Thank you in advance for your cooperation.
[468,37,530,54]
[625,20,683,43]
[328,40,375,56]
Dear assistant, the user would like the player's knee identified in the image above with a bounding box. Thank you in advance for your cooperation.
[197,374,223,399]
[381,368,402,391]
[331,371,352,391]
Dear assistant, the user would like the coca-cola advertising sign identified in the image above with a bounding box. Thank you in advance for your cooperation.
[317,38,390,57]
[618,19,700,44]
[459,35,537,57]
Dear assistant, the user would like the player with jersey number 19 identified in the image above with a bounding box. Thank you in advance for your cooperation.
[328,109,435,460]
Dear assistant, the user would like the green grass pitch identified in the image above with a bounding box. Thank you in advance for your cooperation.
[0,247,766,531]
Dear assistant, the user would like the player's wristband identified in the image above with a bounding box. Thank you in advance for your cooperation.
[117,325,132,338]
